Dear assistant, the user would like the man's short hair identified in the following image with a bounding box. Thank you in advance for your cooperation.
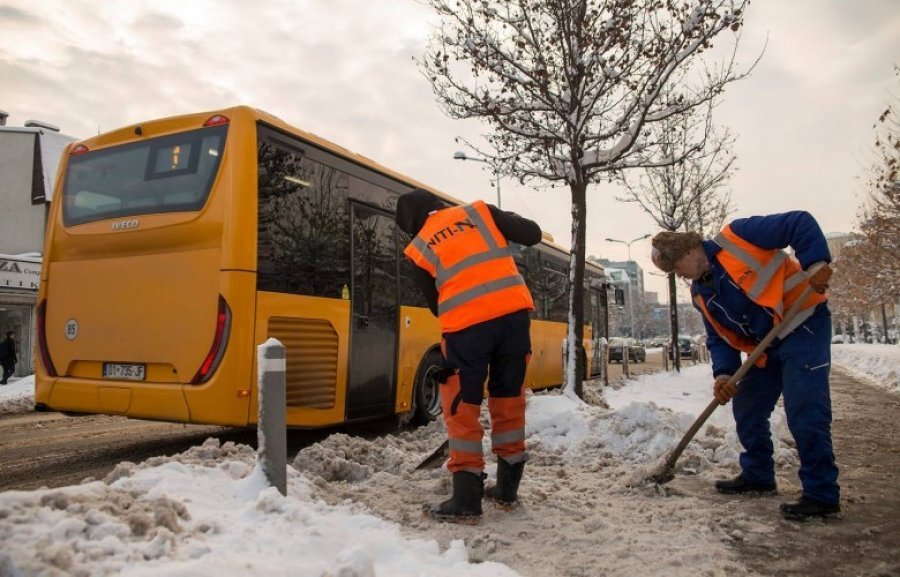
[651,231,703,272]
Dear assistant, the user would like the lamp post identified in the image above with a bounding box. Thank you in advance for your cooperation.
[604,234,650,339]
[604,234,651,262]
[453,151,501,208]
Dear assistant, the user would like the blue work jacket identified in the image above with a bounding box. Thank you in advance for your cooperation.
[691,211,832,377]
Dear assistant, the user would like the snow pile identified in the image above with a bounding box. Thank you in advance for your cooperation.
[289,366,785,576]
[0,374,34,414]
[0,365,805,576]
[0,438,519,577]
[831,343,900,394]
[604,366,797,469]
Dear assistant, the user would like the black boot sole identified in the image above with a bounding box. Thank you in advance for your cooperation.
[489,499,518,511]
[780,508,841,522]
[422,504,482,525]
[716,486,778,496]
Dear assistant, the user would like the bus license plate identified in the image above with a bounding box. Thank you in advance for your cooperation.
[103,363,146,381]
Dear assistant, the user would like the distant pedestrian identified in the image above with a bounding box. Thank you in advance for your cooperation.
[0,331,17,384]
[396,188,541,524]
[650,211,840,521]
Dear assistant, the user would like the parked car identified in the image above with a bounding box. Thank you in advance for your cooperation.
[668,336,693,360]
[646,337,667,349]
[608,337,646,363]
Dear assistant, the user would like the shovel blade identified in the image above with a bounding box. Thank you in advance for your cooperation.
[415,439,449,470]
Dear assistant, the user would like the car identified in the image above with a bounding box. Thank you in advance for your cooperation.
[668,336,693,360]
[608,337,646,363]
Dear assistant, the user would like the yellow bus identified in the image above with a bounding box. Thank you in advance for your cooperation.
[34,106,608,428]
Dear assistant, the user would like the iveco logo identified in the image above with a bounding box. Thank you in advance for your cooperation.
[111,219,139,231]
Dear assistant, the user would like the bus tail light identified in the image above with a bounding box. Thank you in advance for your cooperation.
[70,144,89,155]
[191,295,232,384]
[37,300,58,377]
[203,115,230,127]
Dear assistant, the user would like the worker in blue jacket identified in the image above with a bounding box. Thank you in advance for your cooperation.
[650,211,840,521]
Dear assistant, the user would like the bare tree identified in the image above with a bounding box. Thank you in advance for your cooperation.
[830,70,899,340]
[618,111,736,368]
[619,113,736,237]
[420,0,752,396]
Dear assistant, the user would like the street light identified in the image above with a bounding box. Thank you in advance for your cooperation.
[453,151,501,208]
[604,234,650,339]
[604,233,651,261]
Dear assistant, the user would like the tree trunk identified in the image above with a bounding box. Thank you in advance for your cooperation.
[668,272,681,372]
[565,180,588,399]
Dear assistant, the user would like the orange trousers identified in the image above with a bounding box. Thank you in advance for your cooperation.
[440,310,531,473]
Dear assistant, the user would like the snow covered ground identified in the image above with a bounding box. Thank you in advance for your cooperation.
[830,343,900,394]
[0,344,892,576]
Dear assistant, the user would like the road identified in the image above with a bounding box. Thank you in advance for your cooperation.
[0,349,695,492]
[0,411,344,492]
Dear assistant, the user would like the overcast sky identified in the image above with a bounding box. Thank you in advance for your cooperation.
[1,0,897,299]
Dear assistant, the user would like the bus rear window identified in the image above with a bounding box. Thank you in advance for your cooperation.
[62,125,227,226]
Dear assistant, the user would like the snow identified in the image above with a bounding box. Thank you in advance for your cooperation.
[0,348,892,575]
[0,374,35,414]
[831,343,900,394]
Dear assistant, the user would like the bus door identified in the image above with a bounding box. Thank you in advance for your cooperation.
[347,203,399,420]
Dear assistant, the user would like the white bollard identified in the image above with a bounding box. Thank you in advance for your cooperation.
[258,338,287,496]
[599,337,608,387]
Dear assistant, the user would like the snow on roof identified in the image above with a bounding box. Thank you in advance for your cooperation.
[0,252,42,263]
[0,124,77,202]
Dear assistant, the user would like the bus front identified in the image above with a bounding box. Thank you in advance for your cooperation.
[35,108,257,426]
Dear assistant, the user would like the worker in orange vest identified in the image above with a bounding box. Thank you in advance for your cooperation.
[396,188,542,524]
[650,211,840,521]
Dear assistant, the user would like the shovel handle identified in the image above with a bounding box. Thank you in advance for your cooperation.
[725,263,824,389]
[659,263,824,475]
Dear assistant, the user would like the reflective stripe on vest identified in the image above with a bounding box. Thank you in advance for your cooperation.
[435,204,513,290]
[403,200,534,332]
[712,225,826,326]
[693,294,768,368]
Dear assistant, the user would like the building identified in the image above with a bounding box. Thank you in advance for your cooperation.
[596,258,645,299]
[0,111,77,377]
[589,257,648,338]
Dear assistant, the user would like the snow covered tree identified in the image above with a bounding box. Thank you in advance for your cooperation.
[420,0,750,395]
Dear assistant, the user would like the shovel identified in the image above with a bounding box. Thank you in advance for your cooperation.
[643,273,821,485]
[415,439,450,470]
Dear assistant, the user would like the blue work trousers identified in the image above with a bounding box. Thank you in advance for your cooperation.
[732,306,840,504]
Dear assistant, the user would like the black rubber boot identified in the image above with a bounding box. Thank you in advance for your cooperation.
[424,471,484,524]
[485,458,525,510]
[715,474,777,495]
[780,497,841,521]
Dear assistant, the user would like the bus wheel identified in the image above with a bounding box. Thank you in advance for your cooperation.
[412,350,444,425]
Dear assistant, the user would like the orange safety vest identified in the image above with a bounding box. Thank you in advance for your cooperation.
[696,224,828,364]
[404,200,534,333]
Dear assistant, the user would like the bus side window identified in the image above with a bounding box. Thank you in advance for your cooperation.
[540,254,568,323]
[257,139,350,298]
